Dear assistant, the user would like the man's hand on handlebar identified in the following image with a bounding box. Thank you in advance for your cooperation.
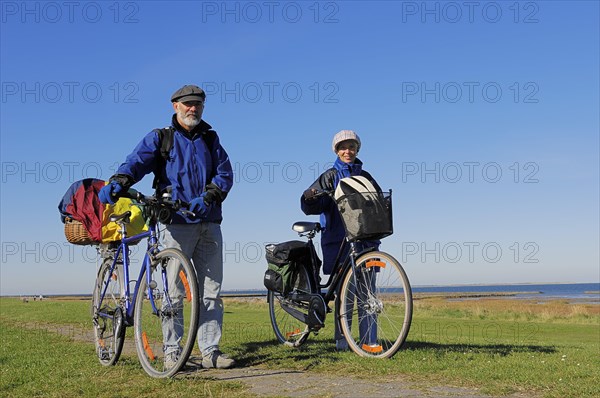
[189,193,211,218]
[98,181,123,205]
[113,190,197,219]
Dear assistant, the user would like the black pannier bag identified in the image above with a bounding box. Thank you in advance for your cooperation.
[264,240,310,294]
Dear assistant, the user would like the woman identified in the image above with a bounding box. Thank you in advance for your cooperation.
[300,129,381,350]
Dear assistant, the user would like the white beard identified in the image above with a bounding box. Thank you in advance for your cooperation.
[176,107,201,129]
[181,115,200,129]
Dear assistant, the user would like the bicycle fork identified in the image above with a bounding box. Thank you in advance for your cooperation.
[146,252,180,321]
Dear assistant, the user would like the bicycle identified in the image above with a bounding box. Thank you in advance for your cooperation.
[91,190,200,378]
[266,189,413,358]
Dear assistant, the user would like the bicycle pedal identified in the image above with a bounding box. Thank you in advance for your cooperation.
[98,348,110,360]
[307,296,326,330]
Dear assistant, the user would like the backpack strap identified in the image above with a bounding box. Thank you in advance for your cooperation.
[202,129,217,151]
[151,127,219,191]
[203,129,218,179]
[152,127,175,190]
[157,127,175,161]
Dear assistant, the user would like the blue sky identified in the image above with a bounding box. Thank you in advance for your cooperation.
[1,1,598,295]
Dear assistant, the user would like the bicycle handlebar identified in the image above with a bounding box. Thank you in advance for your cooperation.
[313,189,333,198]
[118,191,196,219]
[304,189,333,202]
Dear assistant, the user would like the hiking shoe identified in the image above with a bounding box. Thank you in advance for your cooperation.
[164,352,180,370]
[202,350,236,369]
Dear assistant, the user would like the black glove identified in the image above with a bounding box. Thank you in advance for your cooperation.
[203,183,227,205]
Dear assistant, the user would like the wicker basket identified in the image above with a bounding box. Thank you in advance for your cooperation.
[64,217,98,245]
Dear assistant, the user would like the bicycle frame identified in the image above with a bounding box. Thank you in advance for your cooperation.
[304,234,376,305]
[96,220,166,325]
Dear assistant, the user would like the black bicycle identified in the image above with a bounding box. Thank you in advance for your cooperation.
[266,189,413,358]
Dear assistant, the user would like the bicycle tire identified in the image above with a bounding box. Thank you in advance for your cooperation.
[133,248,199,378]
[268,264,314,347]
[92,256,126,366]
[337,251,412,358]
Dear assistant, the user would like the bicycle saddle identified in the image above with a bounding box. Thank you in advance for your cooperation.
[109,211,131,223]
[292,221,321,233]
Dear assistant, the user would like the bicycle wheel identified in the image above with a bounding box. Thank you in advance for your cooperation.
[92,255,126,366]
[268,264,314,347]
[337,251,412,358]
[133,248,199,378]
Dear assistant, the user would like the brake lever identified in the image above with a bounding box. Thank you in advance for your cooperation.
[180,209,196,218]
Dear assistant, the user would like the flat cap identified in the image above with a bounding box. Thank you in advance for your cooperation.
[171,84,206,103]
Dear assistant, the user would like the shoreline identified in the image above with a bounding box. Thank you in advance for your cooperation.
[7,291,599,304]
[4,282,598,300]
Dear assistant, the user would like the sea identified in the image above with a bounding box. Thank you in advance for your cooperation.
[25,282,599,303]
[411,282,600,303]
[223,282,600,303]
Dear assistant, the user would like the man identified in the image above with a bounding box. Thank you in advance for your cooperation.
[99,84,235,369]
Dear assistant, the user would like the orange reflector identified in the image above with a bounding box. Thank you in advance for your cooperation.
[142,332,155,360]
[111,273,118,281]
[179,270,192,302]
[366,260,385,268]
[286,328,301,338]
[99,338,105,348]
[362,343,383,353]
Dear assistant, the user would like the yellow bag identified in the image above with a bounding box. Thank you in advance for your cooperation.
[101,193,148,243]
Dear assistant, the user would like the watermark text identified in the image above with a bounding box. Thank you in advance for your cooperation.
[401,81,539,103]
[1,1,140,24]
[400,1,540,24]
[401,241,540,264]
[200,1,340,24]
[1,81,139,104]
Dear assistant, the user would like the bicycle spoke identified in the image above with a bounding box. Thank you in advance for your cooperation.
[268,265,313,347]
[92,257,125,366]
[134,248,199,378]
[338,251,412,358]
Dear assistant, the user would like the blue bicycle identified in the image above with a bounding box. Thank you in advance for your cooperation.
[91,191,199,378]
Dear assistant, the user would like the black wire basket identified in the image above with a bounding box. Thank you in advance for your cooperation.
[335,191,393,241]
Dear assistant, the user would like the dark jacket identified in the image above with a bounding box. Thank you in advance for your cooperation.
[113,115,234,224]
[300,157,380,273]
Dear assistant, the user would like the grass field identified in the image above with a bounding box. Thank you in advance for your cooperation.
[1,295,598,398]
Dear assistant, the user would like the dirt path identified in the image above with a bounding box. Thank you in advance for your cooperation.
[181,364,518,398]
[27,321,533,398]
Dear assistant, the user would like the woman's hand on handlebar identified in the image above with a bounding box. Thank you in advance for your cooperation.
[303,188,318,202]
[303,188,331,202]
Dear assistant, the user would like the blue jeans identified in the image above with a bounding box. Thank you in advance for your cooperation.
[335,268,378,347]
[161,222,224,357]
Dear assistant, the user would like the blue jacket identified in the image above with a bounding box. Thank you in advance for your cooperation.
[300,157,380,273]
[114,116,233,224]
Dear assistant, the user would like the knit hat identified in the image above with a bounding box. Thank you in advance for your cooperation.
[332,130,361,153]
